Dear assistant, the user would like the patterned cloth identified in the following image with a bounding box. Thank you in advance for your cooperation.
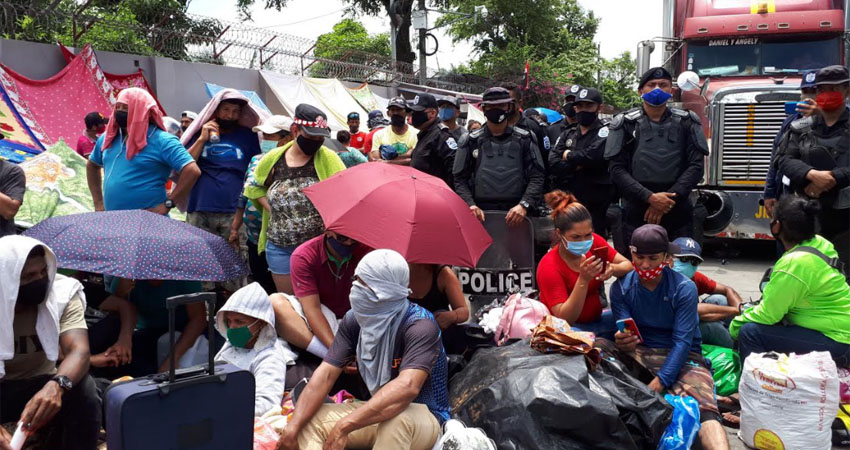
[239,154,265,244]
[337,147,368,168]
[595,338,720,422]
[266,157,323,248]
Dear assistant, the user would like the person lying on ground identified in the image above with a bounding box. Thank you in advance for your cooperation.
[87,88,200,214]
[92,278,207,377]
[599,224,729,450]
[0,236,100,450]
[730,196,850,367]
[275,249,449,450]
[536,190,632,339]
[270,231,370,360]
[668,237,743,348]
[409,263,469,354]
[216,282,296,416]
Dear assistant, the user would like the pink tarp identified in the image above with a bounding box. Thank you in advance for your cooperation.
[0,45,114,148]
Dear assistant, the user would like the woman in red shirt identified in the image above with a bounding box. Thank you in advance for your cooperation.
[536,190,633,338]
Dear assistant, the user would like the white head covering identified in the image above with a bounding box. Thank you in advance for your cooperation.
[162,116,182,136]
[0,236,85,379]
[180,89,270,147]
[350,249,411,394]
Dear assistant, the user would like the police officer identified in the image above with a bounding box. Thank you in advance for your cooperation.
[604,67,708,244]
[549,87,613,236]
[409,93,458,187]
[501,83,551,172]
[453,87,545,226]
[546,85,582,163]
[779,65,850,273]
[437,96,468,142]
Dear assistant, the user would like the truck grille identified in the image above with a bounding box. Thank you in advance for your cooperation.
[719,102,787,184]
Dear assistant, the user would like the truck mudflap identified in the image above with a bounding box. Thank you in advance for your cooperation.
[697,189,774,240]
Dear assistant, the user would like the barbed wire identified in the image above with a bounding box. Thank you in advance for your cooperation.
[0,1,488,93]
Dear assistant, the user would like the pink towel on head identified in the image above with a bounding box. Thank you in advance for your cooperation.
[102,87,165,160]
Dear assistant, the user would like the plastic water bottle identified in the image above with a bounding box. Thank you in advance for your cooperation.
[209,130,220,144]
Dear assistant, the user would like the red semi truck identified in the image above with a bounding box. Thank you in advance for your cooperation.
[637,0,848,239]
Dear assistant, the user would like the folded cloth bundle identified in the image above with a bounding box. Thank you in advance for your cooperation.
[530,315,601,368]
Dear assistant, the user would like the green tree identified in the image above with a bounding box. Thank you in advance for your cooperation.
[600,51,639,111]
[310,19,390,77]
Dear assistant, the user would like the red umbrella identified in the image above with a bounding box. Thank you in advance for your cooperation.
[303,163,492,267]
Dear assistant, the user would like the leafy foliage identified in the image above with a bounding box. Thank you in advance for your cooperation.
[310,19,390,77]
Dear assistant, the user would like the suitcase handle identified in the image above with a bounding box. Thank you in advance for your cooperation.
[166,292,217,383]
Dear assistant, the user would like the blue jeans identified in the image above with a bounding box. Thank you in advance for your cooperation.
[699,294,735,348]
[571,309,616,340]
[738,322,850,367]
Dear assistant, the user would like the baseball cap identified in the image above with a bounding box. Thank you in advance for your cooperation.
[481,87,514,105]
[565,84,582,100]
[800,69,819,89]
[638,67,673,90]
[181,111,198,120]
[437,96,461,109]
[387,97,408,110]
[672,237,703,262]
[84,112,108,129]
[814,65,850,86]
[574,87,603,105]
[629,224,681,255]
[292,104,331,138]
[253,115,294,135]
[162,116,181,136]
[347,112,360,121]
[408,93,439,112]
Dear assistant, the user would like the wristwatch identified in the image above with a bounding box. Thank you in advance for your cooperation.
[164,199,175,210]
[519,200,530,210]
[50,375,73,392]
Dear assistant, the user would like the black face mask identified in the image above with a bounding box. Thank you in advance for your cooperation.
[349,126,359,134]
[484,108,508,124]
[17,277,50,307]
[114,110,128,129]
[217,119,239,130]
[390,114,406,127]
[564,102,576,119]
[576,111,598,127]
[410,110,431,128]
[770,220,782,241]
[297,135,322,156]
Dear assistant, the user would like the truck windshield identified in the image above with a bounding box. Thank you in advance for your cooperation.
[686,37,840,77]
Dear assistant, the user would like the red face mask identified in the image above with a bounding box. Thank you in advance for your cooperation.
[816,91,846,112]
[635,264,664,282]
[96,125,106,134]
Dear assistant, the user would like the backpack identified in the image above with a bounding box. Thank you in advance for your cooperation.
[494,292,549,346]
[760,245,846,293]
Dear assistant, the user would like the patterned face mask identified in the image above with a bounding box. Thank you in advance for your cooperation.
[635,264,664,282]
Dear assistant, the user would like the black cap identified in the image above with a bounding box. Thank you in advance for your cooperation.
[387,97,408,110]
[408,93,439,112]
[84,111,108,129]
[347,112,360,120]
[630,224,680,255]
[565,84,582,100]
[814,65,850,86]
[293,104,331,138]
[639,67,673,90]
[574,87,603,105]
[437,96,461,109]
[481,87,514,105]
[523,108,541,118]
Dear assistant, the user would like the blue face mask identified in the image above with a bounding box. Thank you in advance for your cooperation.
[438,107,455,121]
[562,237,593,256]
[641,88,673,107]
[260,140,278,153]
[672,259,698,279]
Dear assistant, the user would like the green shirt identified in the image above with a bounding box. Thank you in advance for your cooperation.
[730,235,850,344]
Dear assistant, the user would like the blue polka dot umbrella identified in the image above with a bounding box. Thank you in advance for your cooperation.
[24,210,248,281]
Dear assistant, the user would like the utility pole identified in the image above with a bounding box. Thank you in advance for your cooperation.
[389,0,397,71]
[418,0,426,85]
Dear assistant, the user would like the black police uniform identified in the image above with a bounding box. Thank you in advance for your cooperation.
[411,120,459,187]
[515,114,551,175]
[778,107,850,271]
[549,118,613,235]
[453,125,545,211]
[604,106,708,244]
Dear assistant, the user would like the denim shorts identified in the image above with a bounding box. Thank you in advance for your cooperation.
[265,241,299,275]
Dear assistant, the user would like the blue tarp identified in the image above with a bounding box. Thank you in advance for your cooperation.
[204,83,271,113]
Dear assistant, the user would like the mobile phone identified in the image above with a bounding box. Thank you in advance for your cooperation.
[616,318,643,343]
[592,247,608,273]
[784,101,799,116]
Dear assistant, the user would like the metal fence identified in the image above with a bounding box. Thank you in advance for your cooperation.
[0,0,487,93]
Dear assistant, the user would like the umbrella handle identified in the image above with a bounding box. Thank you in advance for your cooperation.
[165,292,217,383]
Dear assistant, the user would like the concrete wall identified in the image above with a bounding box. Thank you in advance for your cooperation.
[0,38,399,118]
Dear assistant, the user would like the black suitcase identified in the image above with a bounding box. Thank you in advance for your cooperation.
[105,292,255,450]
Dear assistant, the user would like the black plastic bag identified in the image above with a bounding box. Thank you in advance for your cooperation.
[449,340,671,450]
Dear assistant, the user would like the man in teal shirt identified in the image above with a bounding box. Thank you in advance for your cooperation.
[731,196,850,366]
